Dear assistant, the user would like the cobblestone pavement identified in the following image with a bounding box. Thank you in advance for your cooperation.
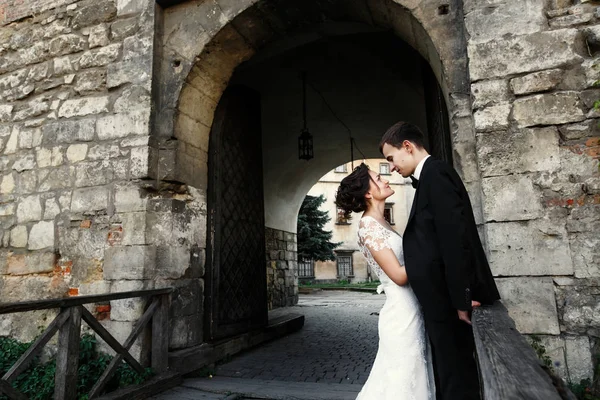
[214,290,384,385]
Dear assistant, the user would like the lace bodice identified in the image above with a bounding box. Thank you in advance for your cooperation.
[357,216,404,291]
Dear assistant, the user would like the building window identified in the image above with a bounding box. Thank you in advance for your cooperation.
[336,207,350,224]
[379,162,390,175]
[334,164,347,173]
[298,258,314,278]
[384,203,394,225]
[336,252,354,278]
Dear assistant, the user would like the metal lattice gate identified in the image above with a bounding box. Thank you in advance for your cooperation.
[205,85,268,341]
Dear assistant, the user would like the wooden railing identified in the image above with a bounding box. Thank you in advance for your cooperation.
[473,301,576,400]
[0,288,173,400]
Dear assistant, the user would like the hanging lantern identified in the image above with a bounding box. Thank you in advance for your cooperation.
[298,71,314,160]
[298,128,313,160]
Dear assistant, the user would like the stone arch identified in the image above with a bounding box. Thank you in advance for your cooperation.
[150,0,478,202]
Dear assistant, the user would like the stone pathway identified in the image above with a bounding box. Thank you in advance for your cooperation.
[152,290,384,399]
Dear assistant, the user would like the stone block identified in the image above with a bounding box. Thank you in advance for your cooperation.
[557,283,600,335]
[114,86,151,112]
[468,29,582,81]
[486,219,574,276]
[12,153,35,172]
[567,206,600,278]
[96,110,149,139]
[549,13,593,28]
[114,183,146,212]
[28,220,55,250]
[565,336,594,382]
[481,174,542,222]
[473,103,511,132]
[71,1,117,29]
[536,336,568,380]
[471,79,510,110]
[87,24,110,49]
[130,146,149,178]
[120,212,146,245]
[109,280,147,321]
[168,313,203,349]
[0,173,14,194]
[66,144,88,162]
[464,0,546,44]
[49,34,86,57]
[74,69,106,93]
[43,119,95,144]
[16,195,41,223]
[107,56,152,89]
[559,120,598,140]
[9,225,27,248]
[156,246,191,279]
[78,43,121,69]
[44,198,60,220]
[103,245,156,280]
[513,92,585,128]
[117,0,147,16]
[38,166,73,192]
[495,277,560,334]
[71,187,109,213]
[510,69,563,95]
[110,17,139,41]
[5,251,56,275]
[58,96,110,119]
[477,127,560,177]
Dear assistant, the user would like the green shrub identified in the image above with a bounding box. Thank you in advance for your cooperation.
[0,334,152,400]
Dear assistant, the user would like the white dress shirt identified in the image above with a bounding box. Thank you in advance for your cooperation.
[413,155,431,180]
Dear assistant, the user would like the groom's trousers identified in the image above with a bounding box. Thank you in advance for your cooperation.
[427,317,481,400]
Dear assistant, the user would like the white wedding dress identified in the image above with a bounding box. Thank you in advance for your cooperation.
[356,216,435,400]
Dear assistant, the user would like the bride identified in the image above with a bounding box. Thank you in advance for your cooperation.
[335,163,435,400]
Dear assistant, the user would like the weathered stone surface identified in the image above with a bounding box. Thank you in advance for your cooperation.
[567,206,600,278]
[107,56,152,89]
[549,13,593,28]
[564,336,594,382]
[78,43,121,68]
[86,144,120,160]
[44,119,95,144]
[71,1,117,29]
[66,144,88,162]
[496,277,561,334]
[71,187,109,212]
[103,245,156,279]
[559,120,599,140]
[557,283,600,335]
[130,146,148,178]
[471,79,510,109]
[114,183,146,212]
[28,220,55,250]
[477,127,560,177]
[110,17,138,41]
[43,198,60,220]
[87,24,110,49]
[58,96,110,118]
[468,29,582,81]
[486,219,574,276]
[156,246,190,279]
[16,195,41,223]
[510,69,563,95]
[74,69,106,93]
[49,34,86,57]
[464,0,546,44]
[513,92,585,128]
[473,103,511,132]
[117,0,147,16]
[481,174,543,222]
[536,336,568,380]
[120,212,146,245]
[113,86,150,112]
[97,320,144,360]
[5,251,55,275]
[9,225,27,248]
[75,161,110,187]
[168,313,203,349]
[96,110,149,139]
[38,166,73,192]
[109,280,147,321]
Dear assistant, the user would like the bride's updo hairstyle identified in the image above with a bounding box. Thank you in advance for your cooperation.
[335,163,372,220]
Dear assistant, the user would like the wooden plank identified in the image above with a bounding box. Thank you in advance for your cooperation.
[95,371,182,400]
[472,302,562,400]
[151,294,170,373]
[3,309,70,383]
[0,379,28,400]
[54,306,83,400]
[0,288,173,315]
[88,299,159,399]
[80,307,145,375]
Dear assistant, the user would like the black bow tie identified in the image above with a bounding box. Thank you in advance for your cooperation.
[410,175,419,189]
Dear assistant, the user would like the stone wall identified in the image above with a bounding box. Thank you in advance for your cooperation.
[465,0,599,383]
[265,227,298,309]
[0,0,207,353]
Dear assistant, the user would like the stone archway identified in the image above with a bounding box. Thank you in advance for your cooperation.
[152,0,482,344]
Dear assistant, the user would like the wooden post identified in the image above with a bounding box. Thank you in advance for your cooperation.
[151,293,170,373]
[54,306,82,400]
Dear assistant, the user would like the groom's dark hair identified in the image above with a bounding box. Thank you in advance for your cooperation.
[379,121,426,153]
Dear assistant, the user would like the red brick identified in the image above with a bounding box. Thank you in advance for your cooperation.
[68,287,79,296]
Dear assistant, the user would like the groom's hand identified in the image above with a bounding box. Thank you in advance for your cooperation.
[457,301,481,325]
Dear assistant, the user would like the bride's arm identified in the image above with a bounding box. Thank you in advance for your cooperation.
[366,246,408,286]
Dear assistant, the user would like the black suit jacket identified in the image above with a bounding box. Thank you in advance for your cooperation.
[403,157,500,320]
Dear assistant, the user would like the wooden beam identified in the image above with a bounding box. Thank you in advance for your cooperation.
[54,306,83,400]
[3,309,70,383]
[151,294,170,373]
[88,299,159,399]
[0,289,173,315]
[0,379,28,400]
[80,307,145,375]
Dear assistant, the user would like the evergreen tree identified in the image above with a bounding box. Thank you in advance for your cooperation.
[297,195,341,262]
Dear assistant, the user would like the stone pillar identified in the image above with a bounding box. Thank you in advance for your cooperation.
[265,227,299,309]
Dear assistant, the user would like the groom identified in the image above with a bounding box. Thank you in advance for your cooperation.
[380,121,500,400]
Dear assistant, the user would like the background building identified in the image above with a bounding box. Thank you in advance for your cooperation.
[301,159,413,283]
